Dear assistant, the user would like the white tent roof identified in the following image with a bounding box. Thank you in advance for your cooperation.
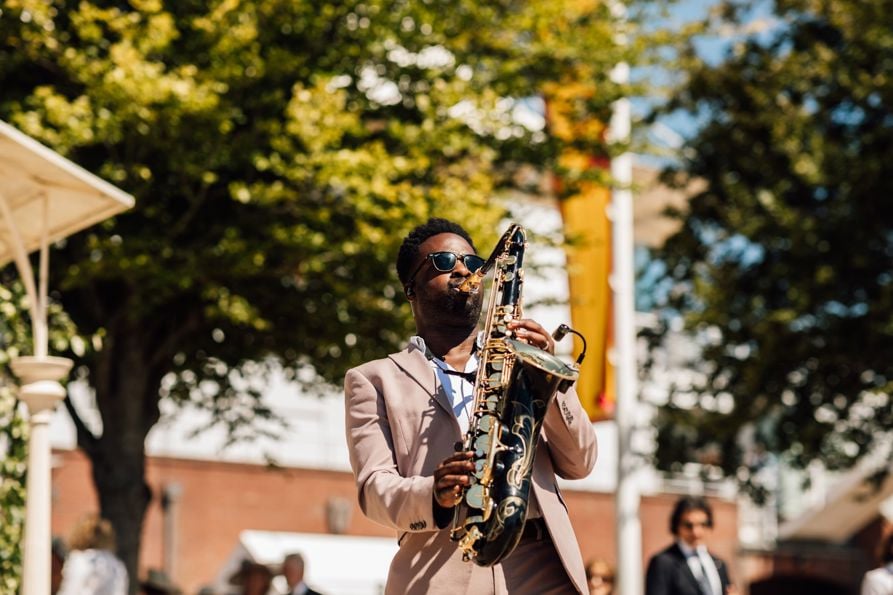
[214,530,398,595]
[779,464,893,543]
[0,119,134,266]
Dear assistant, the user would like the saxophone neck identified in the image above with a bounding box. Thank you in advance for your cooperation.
[458,224,525,294]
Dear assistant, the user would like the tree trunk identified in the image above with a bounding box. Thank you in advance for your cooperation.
[77,315,165,594]
[91,448,150,594]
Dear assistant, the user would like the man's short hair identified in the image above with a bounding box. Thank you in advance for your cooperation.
[68,513,117,552]
[283,552,305,567]
[669,495,714,535]
[396,218,476,286]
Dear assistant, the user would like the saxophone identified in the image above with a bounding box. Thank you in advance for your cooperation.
[449,224,580,566]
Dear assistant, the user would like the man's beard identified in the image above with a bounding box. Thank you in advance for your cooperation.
[431,285,484,329]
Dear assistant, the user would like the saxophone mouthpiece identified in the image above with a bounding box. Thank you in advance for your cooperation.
[457,271,484,294]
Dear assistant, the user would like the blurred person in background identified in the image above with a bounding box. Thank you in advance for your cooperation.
[51,536,68,595]
[586,558,614,595]
[645,496,736,595]
[229,559,275,595]
[861,530,893,595]
[57,513,128,595]
[281,553,324,595]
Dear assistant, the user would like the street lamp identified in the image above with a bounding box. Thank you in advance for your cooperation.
[0,119,134,595]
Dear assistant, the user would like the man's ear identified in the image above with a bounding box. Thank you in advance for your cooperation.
[405,285,415,298]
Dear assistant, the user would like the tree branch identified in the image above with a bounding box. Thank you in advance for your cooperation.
[63,396,99,457]
[147,309,202,369]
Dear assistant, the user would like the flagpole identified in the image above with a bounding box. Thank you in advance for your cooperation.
[609,1,643,593]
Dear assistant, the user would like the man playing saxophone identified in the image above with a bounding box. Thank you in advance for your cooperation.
[344,217,597,594]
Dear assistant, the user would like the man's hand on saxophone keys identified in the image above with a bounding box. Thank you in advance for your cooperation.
[433,451,474,508]
[508,319,555,354]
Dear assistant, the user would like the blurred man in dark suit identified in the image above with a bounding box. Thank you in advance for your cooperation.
[645,496,736,595]
[281,553,323,595]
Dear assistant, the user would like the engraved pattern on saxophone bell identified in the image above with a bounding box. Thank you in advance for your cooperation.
[489,496,524,541]
[507,413,535,489]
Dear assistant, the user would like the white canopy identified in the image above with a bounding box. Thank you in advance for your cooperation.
[214,530,398,595]
[0,118,135,359]
[0,120,134,595]
[0,119,134,267]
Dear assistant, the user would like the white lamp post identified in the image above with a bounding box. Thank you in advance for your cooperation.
[607,2,643,593]
[0,119,134,595]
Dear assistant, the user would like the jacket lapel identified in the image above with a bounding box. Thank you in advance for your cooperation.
[388,348,455,419]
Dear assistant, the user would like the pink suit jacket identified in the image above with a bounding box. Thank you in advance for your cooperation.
[344,344,598,594]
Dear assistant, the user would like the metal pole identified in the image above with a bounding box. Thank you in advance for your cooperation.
[609,2,643,592]
[37,194,50,358]
[0,191,42,335]
[163,483,183,581]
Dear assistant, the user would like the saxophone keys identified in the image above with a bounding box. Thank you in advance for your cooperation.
[465,484,485,509]
[474,459,487,474]
[473,460,488,481]
[477,414,493,431]
[473,434,489,455]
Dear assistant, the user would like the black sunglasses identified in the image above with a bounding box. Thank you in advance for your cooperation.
[406,251,486,288]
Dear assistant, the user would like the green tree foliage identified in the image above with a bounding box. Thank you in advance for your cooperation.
[648,0,893,498]
[0,284,28,595]
[0,386,25,595]
[0,0,627,588]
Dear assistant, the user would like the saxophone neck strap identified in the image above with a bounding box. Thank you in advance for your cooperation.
[439,368,477,384]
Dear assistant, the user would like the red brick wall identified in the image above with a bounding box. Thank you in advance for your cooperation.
[52,450,392,592]
[52,449,738,593]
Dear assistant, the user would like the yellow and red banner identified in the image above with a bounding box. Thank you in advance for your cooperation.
[545,80,616,422]
[560,181,615,421]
